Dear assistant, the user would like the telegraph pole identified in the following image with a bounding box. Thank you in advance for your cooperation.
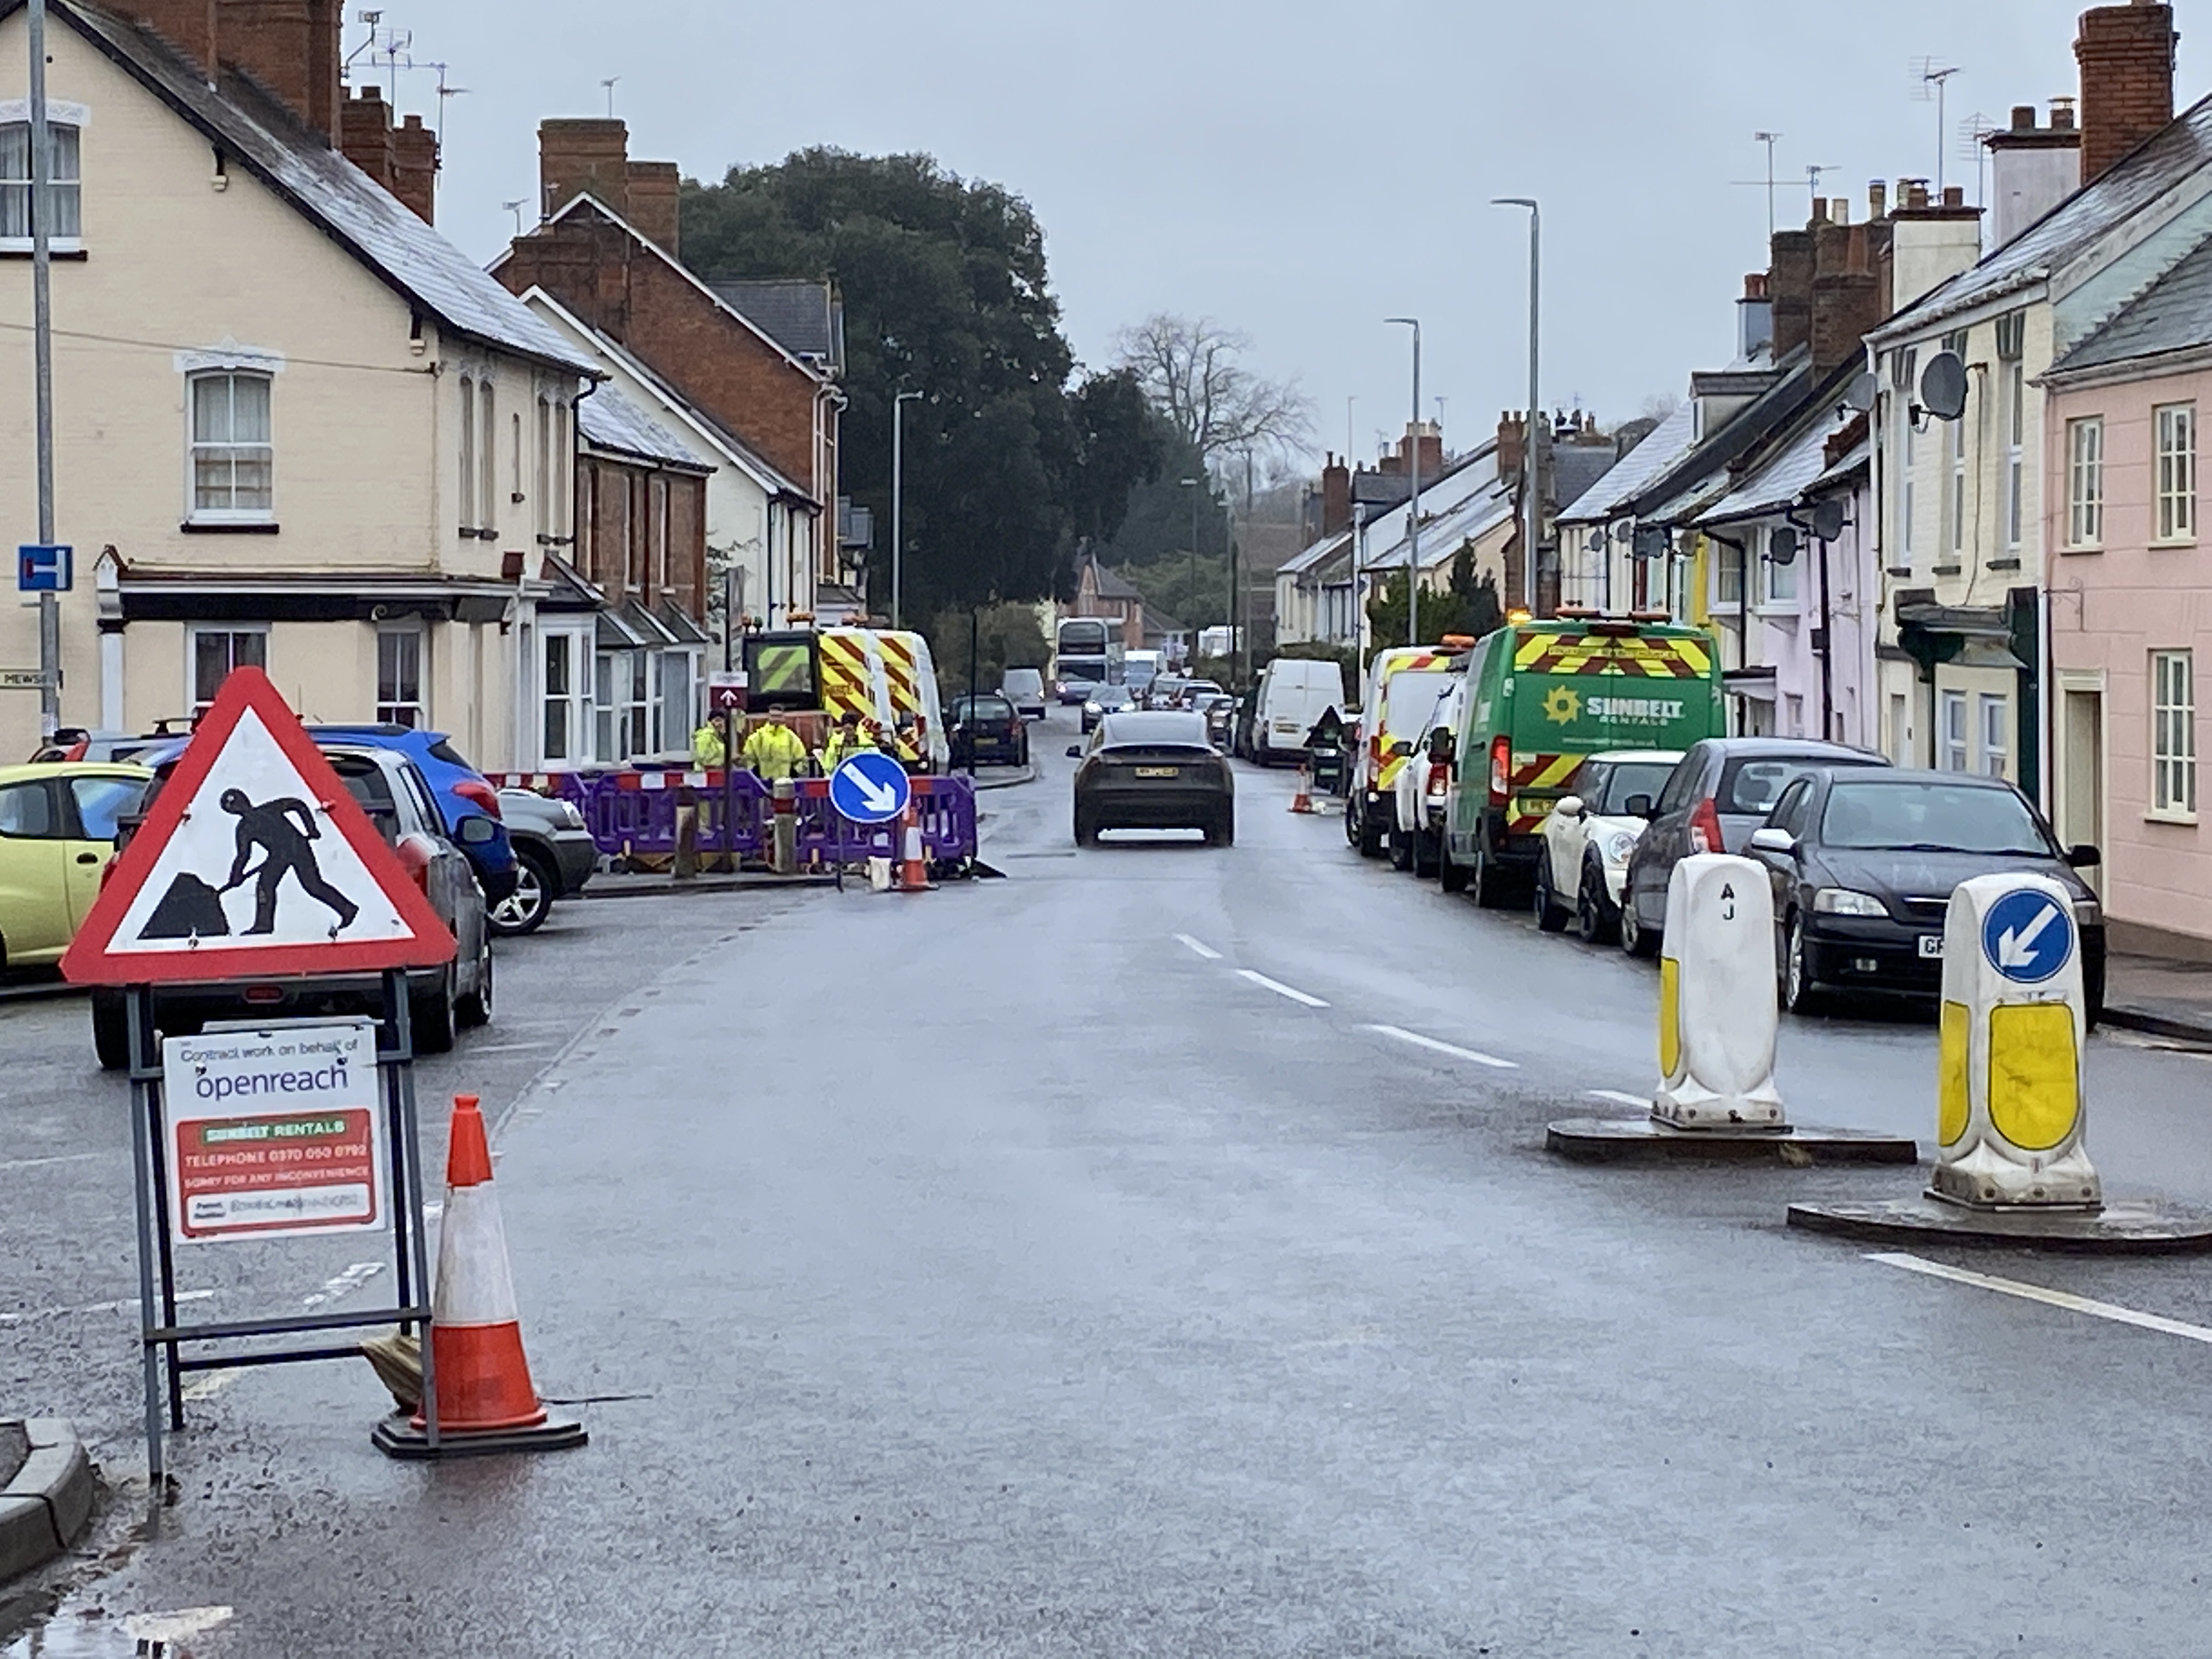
[1386,319,1420,646]
[30,0,59,738]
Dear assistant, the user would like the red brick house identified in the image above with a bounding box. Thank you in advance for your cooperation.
[492,120,838,629]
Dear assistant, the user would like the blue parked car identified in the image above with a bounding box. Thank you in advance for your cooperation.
[131,723,519,905]
[307,727,517,904]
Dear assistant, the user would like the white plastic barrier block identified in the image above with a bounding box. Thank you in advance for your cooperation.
[1652,853,1786,1129]
[1930,873,2100,1210]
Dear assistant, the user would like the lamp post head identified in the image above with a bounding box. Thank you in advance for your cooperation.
[1493,196,1538,210]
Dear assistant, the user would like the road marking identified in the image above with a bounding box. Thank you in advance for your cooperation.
[464,1041,557,1055]
[1175,933,1223,961]
[0,1289,214,1328]
[185,1262,387,1400]
[0,1151,103,1173]
[1364,1025,1517,1069]
[1237,970,1329,1008]
[1870,1251,2212,1346]
[1589,1089,1650,1109]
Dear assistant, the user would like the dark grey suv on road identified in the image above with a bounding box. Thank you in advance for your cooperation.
[493,788,598,936]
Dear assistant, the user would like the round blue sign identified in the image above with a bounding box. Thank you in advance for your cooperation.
[1980,887,2074,985]
[828,750,912,825]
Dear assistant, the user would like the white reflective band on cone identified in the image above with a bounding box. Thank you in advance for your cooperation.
[1931,872,2100,1210]
[1652,853,1786,1128]
[432,1182,522,1327]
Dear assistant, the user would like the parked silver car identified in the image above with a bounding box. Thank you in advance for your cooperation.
[492,788,598,936]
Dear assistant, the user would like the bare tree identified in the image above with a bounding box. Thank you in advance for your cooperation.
[1113,314,1313,465]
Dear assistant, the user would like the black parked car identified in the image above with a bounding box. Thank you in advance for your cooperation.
[1744,768,2106,1019]
[1069,712,1234,847]
[1618,737,1888,958]
[950,694,1029,769]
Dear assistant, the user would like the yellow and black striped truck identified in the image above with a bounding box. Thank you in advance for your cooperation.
[1440,615,1724,906]
[740,627,950,772]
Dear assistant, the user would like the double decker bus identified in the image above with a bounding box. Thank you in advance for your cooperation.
[1053,617,1123,703]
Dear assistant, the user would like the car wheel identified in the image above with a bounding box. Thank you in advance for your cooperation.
[489,848,555,937]
[1620,888,1660,958]
[1471,838,1511,910]
[1074,807,1097,848]
[1412,829,1439,878]
[410,964,458,1056]
[1215,810,1235,848]
[1357,803,1386,859]
[1782,912,1824,1015]
[457,934,494,1029]
[1389,824,1413,871]
[1344,794,1361,849]
[92,991,131,1072]
[1575,859,1618,945]
[1440,844,1470,894]
[1534,856,1569,933]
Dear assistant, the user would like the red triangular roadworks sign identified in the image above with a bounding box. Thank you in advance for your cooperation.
[61,667,458,986]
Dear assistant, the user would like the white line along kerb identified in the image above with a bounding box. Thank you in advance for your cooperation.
[1365,1025,1517,1069]
[1237,970,1329,1008]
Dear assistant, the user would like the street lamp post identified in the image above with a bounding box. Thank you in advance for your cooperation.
[1493,199,1541,612]
[890,388,923,629]
[1385,318,1420,647]
[1181,476,1201,670]
[29,0,58,738]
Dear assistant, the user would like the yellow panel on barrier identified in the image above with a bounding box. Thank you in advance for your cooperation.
[1658,956,1680,1082]
[1939,1000,1970,1147]
[1987,1002,2080,1153]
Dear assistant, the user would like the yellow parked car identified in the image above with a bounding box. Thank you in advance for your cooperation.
[0,762,151,973]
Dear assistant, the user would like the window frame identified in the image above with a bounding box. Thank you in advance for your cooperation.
[375,625,426,729]
[1940,689,1970,772]
[478,377,498,538]
[2156,402,2197,544]
[188,625,267,714]
[2152,648,2198,822]
[0,108,86,250]
[1978,692,2008,781]
[185,368,275,525]
[1759,539,1799,611]
[2067,415,2105,549]
[457,376,477,533]
[2005,362,2026,551]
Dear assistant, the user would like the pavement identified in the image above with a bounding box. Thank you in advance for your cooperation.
[2102,950,2212,1043]
[10,709,2212,1652]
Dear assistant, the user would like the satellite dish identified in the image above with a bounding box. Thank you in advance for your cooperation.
[1767,526,1799,566]
[1920,351,1968,421]
[1842,370,1880,414]
[1585,528,1608,554]
[1632,525,1668,562]
[1812,498,1848,543]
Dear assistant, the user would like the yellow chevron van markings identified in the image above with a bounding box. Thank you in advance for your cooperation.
[1515,631,1711,680]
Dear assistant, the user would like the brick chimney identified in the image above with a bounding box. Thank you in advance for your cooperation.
[392,114,437,225]
[626,160,680,255]
[1398,420,1443,480]
[2076,0,2178,183]
[337,84,393,193]
[1810,218,1881,376]
[128,1,218,76]
[1769,228,1815,359]
[1737,272,1773,361]
[217,0,342,141]
[1496,411,1526,482]
[1321,453,1351,537]
[540,119,631,221]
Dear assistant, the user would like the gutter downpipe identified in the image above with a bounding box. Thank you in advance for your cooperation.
[1702,529,1750,733]
[1787,502,1834,741]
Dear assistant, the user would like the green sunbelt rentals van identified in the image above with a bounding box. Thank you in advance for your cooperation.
[1440,616,1725,906]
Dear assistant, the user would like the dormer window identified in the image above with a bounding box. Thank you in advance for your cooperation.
[0,119,81,246]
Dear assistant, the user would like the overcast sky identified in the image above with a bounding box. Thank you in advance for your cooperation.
[414,1,2206,470]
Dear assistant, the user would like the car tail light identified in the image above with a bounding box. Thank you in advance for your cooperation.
[1488,735,1513,805]
[1427,761,1452,797]
[454,778,503,820]
[242,984,285,1006]
[397,832,437,893]
[1688,797,1724,854]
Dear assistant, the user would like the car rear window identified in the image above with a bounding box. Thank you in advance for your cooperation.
[1101,713,1210,748]
[960,697,1015,721]
[1598,761,1677,814]
[1719,753,1880,815]
[1821,781,2052,855]
[427,739,474,770]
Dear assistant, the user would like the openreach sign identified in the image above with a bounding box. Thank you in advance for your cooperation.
[162,1020,387,1244]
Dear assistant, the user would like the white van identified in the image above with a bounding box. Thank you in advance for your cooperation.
[1000,668,1046,720]
[1252,657,1347,764]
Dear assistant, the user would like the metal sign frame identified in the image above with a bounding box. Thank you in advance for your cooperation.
[122,971,441,1481]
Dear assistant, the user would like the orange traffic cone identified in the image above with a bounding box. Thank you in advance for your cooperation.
[898,805,932,892]
[1289,767,1316,814]
[371,1096,585,1460]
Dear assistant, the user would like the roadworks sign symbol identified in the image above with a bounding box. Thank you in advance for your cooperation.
[829,749,912,825]
[61,667,458,986]
[1979,887,2074,985]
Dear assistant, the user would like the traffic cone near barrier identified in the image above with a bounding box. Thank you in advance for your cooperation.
[1289,767,1316,814]
[371,1095,585,1460]
[898,806,932,892]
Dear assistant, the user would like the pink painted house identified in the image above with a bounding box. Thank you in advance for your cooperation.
[2042,232,2212,954]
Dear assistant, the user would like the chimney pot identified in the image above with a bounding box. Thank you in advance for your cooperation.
[1743,272,1769,300]
[2013,104,2039,130]
[2051,96,2078,130]
[1942,184,1965,208]
[1869,179,1888,217]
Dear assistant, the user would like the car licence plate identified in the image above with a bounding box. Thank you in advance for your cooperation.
[1135,766,1180,778]
[1917,935,1944,958]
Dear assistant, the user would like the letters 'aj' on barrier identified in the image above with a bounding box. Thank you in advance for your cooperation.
[373,1095,585,1459]
[1546,854,1916,1164]
[1791,873,2212,1249]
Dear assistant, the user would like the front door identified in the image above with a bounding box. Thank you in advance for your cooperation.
[2061,686,2105,894]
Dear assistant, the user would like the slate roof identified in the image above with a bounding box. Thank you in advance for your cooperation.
[1626,352,1817,524]
[1876,89,2212,341]
[1553,446,1620,517]
[1697,407,1854,525]
[709,280,844,370]
[1084,555,1143,601]
[2049,225,2212,374]
[1558,400,1699,524]
[1278,528,1353,580]
[1366,476,1515,573]
[578,386,712,471]
[52,2,594,375]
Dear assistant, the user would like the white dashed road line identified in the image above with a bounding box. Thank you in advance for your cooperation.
[0,1152,103,1173]
[1364,1025,1518,1069]
[0,1289,215,1328]
[1175,934,1223,961]
[183,1261,388,1401]
[1588,1089,1650,1109]
[1237,970,1330,1009]
[1870,1251,2212,1346]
